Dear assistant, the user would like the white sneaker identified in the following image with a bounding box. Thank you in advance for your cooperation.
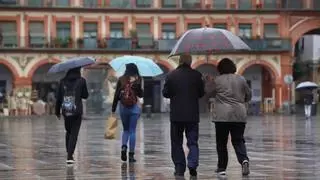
[66,159,75,165]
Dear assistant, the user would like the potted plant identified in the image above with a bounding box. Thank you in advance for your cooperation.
[130,29,138,49]
[97,38,107,48]
[66,36,73,48]
[53,37,62,48]
[77,38,84,48]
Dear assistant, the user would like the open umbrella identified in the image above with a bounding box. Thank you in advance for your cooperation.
[48,57,96,74]
[169,27,250,57]
[109,56,163,77]
[296,81,318,90]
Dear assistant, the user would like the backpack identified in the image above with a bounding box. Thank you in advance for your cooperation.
[120,80,137,107]
[61,80,79,117]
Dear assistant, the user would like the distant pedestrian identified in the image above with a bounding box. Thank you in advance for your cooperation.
[303,91,313,119]
[55,67,89,165]
[162,54,205,178]
[112,63,143,163]
[205,58,252,177]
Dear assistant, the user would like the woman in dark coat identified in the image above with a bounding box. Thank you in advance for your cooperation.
[112,63,143,163]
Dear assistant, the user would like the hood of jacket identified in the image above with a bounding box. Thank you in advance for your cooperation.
[64,68,81,81]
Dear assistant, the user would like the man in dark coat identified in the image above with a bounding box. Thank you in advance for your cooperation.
[55,67,89,164]
[162,55,205,178]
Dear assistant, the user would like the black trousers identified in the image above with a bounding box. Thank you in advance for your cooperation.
[215,122,249,170]
[170,122,199,173]
[64,115,82,158]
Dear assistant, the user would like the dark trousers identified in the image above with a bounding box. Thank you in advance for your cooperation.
[170,122,199,173]
[64,115,82,158]
[215,122,249,170]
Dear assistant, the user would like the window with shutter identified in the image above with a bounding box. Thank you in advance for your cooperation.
[213,0,227,9]
[238,0,252,9]
[110,23,124,38]
[83,23,98,48]
[162,0,177,8]
[239,24,252,38]
[56,0,70,6]
[264,24,279,38]
[83,0,97,7]
[0,21,17,47]
[57,22,71,39]
[187,23,202,30]
[109,0,131,8]
[27,0,42,6]
[162,23,176,39]
[263,0,277,9]
[29,22,45,47]
[136,0,152,7]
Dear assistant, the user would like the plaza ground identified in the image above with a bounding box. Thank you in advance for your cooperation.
[0,114,319,179]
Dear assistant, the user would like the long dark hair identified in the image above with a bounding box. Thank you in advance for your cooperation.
[123,63,140,77]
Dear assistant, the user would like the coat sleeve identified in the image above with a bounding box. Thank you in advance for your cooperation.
[81,78,89,99]
[204,79,217,99]
[132,78,144,98]
[198,75,205,98]
[162,76,172,98]
[55,81,63,116]
[111,80,121,112]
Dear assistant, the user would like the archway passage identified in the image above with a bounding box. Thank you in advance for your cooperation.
[196,64,219,113]
[293,28,320,83]
[143,63,171,113]
[32,63,63,102]
[0,64,13,96]
[83,64,109,115]
[242,65,275,114]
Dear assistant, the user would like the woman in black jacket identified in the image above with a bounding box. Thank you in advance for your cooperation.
[112,63,143,162]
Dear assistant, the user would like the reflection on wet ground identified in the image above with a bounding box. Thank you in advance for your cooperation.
[0,114,319,179]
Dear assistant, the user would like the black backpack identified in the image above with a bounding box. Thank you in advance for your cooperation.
[61,80,79,117]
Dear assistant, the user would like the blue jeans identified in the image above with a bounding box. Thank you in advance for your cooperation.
[119,104,140,152]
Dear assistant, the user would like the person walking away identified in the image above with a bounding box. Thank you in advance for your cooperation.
[111,63,143,163]
[55,67,89,165]
[205,58,251,177]
[8,91,17,116]
[47,90,56,115]
[162,55,205,178]
[303,91,313,119]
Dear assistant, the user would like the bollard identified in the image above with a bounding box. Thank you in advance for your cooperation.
[145,105,152,118]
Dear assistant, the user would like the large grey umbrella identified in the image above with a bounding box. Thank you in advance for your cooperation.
[48,57,96,74]
[169,27,251,57]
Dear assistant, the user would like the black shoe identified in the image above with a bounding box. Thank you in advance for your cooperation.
[128,152,136,163]
[242,160,250,176]
[121,145,127,161]
[174,171,184,177]
[189,168,197,177]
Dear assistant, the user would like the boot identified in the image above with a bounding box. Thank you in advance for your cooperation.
[128,152,136,163]
[121,145,127,161]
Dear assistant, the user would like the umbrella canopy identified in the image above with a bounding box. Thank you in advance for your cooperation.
[109,56,163,77]
[48,57,96,74]
[169,27,250,57]
[296,81,318,90]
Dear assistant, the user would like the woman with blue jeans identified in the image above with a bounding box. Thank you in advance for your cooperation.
[112,63,143,162]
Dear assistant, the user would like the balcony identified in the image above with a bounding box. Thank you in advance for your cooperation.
[243,38,291,51]
[0,36,291,53]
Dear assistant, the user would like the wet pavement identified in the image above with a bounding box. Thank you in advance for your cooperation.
[0,114,319,179]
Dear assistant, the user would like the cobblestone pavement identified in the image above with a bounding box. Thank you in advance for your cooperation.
[0,114,319,179]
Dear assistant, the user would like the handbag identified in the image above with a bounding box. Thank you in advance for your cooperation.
[104,114,118,139]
